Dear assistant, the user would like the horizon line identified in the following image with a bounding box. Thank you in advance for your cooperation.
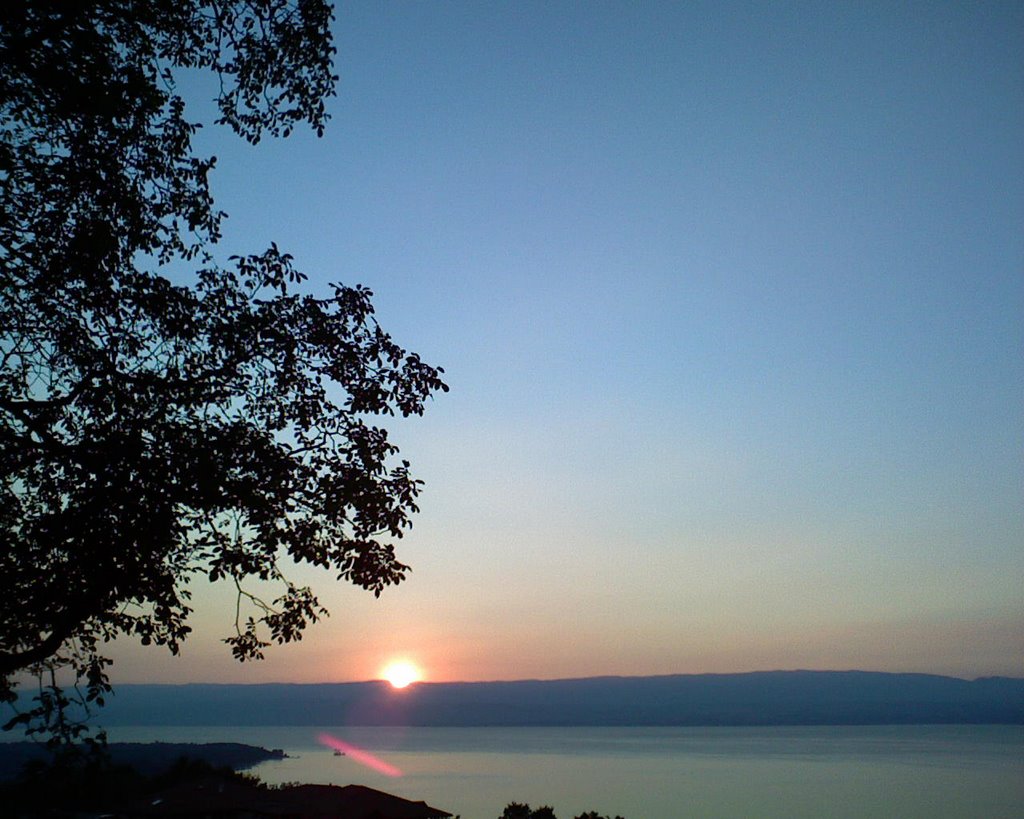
[104,668,1024,686]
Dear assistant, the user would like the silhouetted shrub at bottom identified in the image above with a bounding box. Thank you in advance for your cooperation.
[149,755,262,790]
[500,802,625,819]
[500,804,554,819]
[573,813,626,819]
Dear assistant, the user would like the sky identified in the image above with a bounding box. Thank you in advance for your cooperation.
[107,1,1023,684]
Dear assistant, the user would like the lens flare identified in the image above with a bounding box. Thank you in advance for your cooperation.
[317,732,402,777]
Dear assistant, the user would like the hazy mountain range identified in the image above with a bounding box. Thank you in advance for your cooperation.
[54,671,1024,726]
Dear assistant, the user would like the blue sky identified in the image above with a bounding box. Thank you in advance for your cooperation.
[109,1,1022,683]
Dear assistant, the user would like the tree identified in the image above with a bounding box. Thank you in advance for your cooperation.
[498,805,557,819]
[499,804,625,819]
[0,0,447,736]
[573,813,626,819]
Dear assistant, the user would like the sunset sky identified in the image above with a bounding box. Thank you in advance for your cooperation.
[107,1,1023,684]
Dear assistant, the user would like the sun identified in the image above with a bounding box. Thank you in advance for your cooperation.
[381,660,422,689]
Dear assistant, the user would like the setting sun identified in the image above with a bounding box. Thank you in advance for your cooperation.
[381,660,422,689]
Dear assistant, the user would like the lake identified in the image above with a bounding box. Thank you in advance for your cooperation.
[100,724,1023,818]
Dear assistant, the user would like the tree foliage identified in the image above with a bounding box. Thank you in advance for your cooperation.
[0,0,447,733]
[499,804,625,819]
[500,805,556,819]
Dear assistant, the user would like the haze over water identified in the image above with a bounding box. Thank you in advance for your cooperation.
[105,724,1024,819]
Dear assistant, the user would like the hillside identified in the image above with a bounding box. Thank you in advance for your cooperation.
[59,671,1024,727]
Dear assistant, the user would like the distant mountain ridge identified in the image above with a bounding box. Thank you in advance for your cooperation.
[64,671,1024,726]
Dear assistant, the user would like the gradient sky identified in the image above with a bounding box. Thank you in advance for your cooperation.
[106,1,1023,684]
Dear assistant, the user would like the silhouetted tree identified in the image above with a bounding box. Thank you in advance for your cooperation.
[501,804,605,819]
[573,813,626,819]
[0,0,446,736]
[500,805,535,819]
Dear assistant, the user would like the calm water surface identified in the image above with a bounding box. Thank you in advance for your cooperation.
[103,725,1022,819]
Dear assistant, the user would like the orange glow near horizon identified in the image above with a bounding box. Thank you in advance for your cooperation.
[380,659,422,689]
